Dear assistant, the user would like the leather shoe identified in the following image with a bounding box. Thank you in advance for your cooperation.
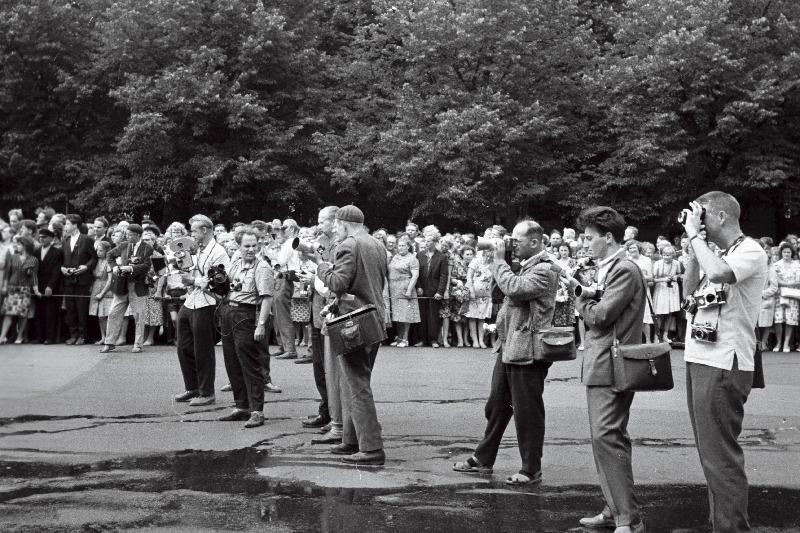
[218,409,250,421]
[99,345,115,353]
[312,431,342,444]
[330,443,359,455]
[580,513,617,529]
[294,356,313,364]
[65,337,77,345]
[75,337,85,346]
[188,395,215,406]
[302,415,330,428]
[265,382,282,393]
[221,384,232,392]
[613,524,645,533]
[173,390,199,402]
[341,449,385,466]
[244,411,265,428]
[319,423,332,434]
[275,352,298,360]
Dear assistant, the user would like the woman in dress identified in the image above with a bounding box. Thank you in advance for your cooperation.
[141,231,164,346]
[465,247,494,348]
[759,244,779,350]
[291,251,315,347]
[626,240,654,343]
[387,237,420,347]
[553,244,577,328]
[438,236,455,347]
[772,242,800,352]
[447,245,471,347]
[0,236,39,344]
[0,225,15,310]
[89,240,114,345]
[652,244,681,343]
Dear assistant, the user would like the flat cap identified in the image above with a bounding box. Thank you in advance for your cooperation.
[336,205,364,224]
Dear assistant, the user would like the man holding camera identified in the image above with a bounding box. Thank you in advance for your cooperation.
[575,206,646,533]
[174,214,230,406]
[681,192,768,533]
[101,224,153,353]
[217,229,275,428]
[453,220,558,485]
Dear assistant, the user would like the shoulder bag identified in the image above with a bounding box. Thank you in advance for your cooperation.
[611,260,674,392]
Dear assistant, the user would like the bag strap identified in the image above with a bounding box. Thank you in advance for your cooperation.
[612,258,653,346]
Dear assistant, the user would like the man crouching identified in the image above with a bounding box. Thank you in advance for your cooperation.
[453,220,559,485]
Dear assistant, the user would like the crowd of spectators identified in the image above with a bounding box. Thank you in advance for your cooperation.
[0,207,796,353]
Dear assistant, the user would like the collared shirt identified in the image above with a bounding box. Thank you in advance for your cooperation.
[684,237,768,371]
[41,244,51,261]
[227,258,274,305]
[277,238,300,272]
[597,248,627,286]
[69,233,79,252]
[184,239,230,309]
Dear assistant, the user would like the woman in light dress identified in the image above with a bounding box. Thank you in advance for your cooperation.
[772,242,800,352]
[627,240,654,343]
[758,244,779,350]
[652,245,681,343]
[387,237,420,347]
[465,248,493,348]
[89,240,114,345]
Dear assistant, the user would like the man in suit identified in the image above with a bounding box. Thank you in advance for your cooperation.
[61,214,97,345]
[34,228,63,344]
[414,231,449,347]
[101,224,153,353]
[575,206,646,533]
[314,205,388,466]
[452,220,559,485]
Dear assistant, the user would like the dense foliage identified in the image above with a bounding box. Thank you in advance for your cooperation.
[2,0,799,235]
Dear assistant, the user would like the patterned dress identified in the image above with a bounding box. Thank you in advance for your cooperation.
[552,258,576,327]
[1,254,38,318]
[774,260,800,325]
[464,256,493,319]
[652,259,681,315]
[388,253,421,323]
[447,256,469,323]
[89,259,113,317]
[145,270,164,326]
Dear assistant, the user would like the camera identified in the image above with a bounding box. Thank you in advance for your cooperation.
[574,285,603,301]
[207,264,230,296]
[277,270,301,282]
[694,286,726,308]
[677,206,706,225]
[230,279,243,292]
[666,279,673,288]
[691,323,717,343]
[292,238,325,255]
[681,295,698,315]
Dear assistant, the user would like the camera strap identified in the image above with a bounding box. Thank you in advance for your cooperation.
[689,234,745,330]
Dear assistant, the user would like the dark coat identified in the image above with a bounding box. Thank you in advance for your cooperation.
[416,248,449,297]
[37,245,63,293]
[62,234,98,286]
[107,241,154,297]
[577,256,646,386]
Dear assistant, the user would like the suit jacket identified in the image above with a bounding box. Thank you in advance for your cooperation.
[416,248,449,297]
[38,246,63,293]
[317,230,388,325]
[577,257,646,386]
[107,241,154,297]
[62,234,98,286]
[311,233,334,329]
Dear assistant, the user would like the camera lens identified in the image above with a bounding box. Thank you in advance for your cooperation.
[706,293,716,303]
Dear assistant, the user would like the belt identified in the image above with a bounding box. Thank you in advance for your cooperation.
[226,301,258,309]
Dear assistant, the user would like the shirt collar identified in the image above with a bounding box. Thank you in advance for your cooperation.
[597,247,626,268]
[200,238,216,255]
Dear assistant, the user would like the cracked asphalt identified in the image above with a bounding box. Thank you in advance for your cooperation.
[1,342,799,532]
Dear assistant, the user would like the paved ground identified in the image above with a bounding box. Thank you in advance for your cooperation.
[1,342,799,532]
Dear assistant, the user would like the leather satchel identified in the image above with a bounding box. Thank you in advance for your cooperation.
[611,260,674,393]
[533,327,577,362]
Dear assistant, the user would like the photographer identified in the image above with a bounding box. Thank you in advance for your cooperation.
[217,229,275,428]
[173,214,230,407]
[575,206,646,533]
[101,224,153,353]
[680,192,768,532]
[452,221,558,486]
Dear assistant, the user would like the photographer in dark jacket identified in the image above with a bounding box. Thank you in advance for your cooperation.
[61,214,97,345]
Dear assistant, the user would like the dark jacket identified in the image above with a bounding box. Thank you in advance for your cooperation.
[416,248,449,297]
[37,245,63,293]
[311,233,334,329]
[62,234,98,286]
[317,230,388,325]
[577,256,646,386]
[107,241,154,297]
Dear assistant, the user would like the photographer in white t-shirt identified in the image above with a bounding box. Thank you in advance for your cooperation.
[680,191,768,533]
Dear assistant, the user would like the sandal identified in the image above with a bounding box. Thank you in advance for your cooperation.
[505,472,542,486]
[453,456,493,474]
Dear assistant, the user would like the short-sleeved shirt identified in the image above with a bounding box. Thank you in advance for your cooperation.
[227,258,274,305]
[184,239,230,309]
[684,237,768,371]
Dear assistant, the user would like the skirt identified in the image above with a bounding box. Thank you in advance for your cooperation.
[145,287,163,326]
[1,286,33,318]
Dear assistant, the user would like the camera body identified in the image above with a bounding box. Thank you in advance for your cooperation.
[277,270,301,283]
[681,295,698,315]
[695,286,726,309]
[574,285,603,301]
[677,206,706,225]
[207,264,230,296]
[691,323,717,343]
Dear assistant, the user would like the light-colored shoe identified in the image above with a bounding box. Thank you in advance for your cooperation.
[131,346,142,353]
[221,383,232,392]
[579,513,616,528]
[244,411,265,428]
[188,395,216,406]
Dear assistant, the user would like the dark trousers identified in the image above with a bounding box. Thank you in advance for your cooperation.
[310,325,329,421]
[273,279,296,354]
[221,304,265,413]
[63,284,91,338]
[259,334,272,383]
[339,342,383,452]
[176,305,217,397]
[416,298,441,344]
[34,296,60,343]
[474,351,549,477]
[687,357,753,533]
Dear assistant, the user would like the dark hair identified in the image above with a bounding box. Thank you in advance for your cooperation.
[778,241,797,259]
[94,216,109,228]
[576,206,626,243]
[16,235,36,255]
[49,221,63,239]
[143,225,161,237]
[21,219,37,232]
[236,228,259,245]
[66,214,82,226]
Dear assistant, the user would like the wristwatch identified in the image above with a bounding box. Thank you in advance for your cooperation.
[258,320,266,325]
[690,234,705,243]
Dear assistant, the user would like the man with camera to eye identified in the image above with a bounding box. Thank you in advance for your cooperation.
[217,229,275,428]
[173,214,230,407]
[680,191,768,533]
[575,206,646,533]
[452,220,558,486]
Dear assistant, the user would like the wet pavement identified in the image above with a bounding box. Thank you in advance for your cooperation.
[1,343,799,532]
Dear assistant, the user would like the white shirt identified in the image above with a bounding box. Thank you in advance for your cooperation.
[277,238,300,272]
[69,233,79,252]
[41,244,52,260]
[597,248,627,286]
[684,237,768,371]
[183,239,230,309]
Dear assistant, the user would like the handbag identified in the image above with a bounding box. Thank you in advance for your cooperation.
[533,326,577,362]
[110,272,129,296]
[779,287,800,299]
[611,260,674,392]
